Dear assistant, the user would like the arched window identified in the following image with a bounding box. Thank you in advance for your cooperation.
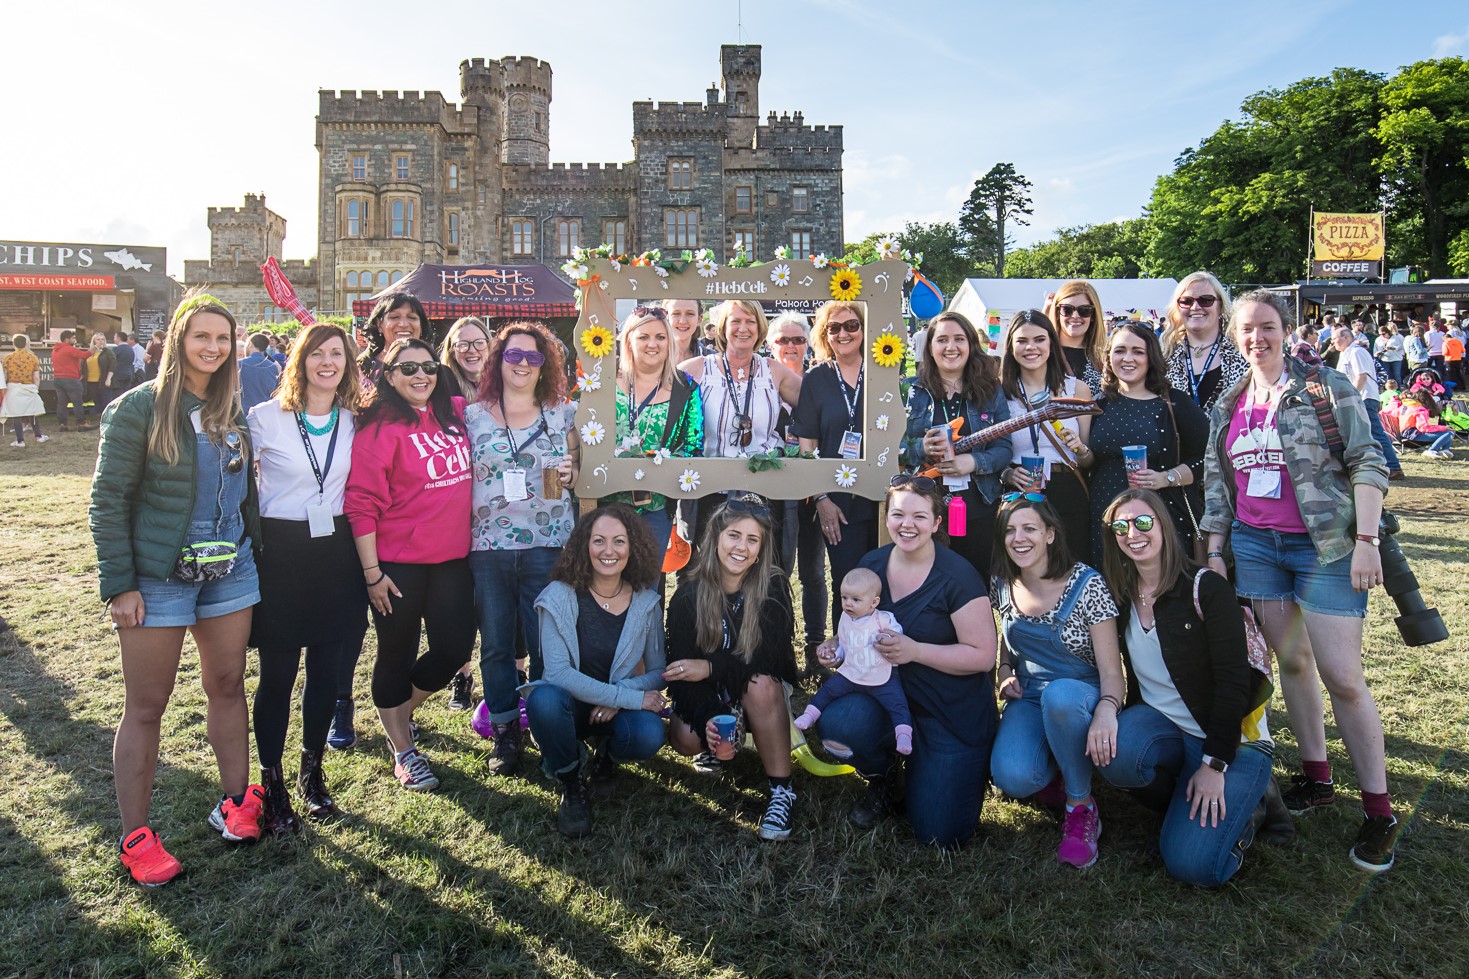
[390,271,404,285]
[346,271,360,288]
[377,271,391,288]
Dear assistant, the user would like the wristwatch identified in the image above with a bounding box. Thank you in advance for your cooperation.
[1355,533,1380,547]
[1201,754,1229,774]
[1166,469,1178,486]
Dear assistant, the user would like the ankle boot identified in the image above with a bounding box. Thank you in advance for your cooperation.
[802,643,831,683]
[557,764,594,838]
[297,748,340,820]
[1257,775,1297,845]
[261,764,300,836]
[485,721,523,776]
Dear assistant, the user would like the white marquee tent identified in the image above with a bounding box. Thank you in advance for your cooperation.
[947,277,1180,350]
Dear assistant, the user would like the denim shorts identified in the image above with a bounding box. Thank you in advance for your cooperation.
[1230,521,1366,618]
[135,539,260,627]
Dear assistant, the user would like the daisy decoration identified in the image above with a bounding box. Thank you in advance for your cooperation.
[877,237,901,260]
[579,420,607,446]
[695,254,719,278]
[770,263,791,286]
[812,254,829,269]
[678,468,701,493]
[876,414,890,431]
[834,464,858,489]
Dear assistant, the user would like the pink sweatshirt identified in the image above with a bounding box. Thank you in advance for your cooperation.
[345,398,472,564]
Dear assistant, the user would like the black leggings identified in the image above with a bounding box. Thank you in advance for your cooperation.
[254,640,354,767]
[371,558,476,709]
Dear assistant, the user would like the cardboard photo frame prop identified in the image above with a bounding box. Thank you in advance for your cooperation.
[570,257,911,503]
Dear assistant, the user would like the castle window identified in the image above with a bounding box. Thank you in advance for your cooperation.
[511,219,535,256]
[390,199,416,239]
[668,158,693,191]
[734,186,753,214]
[448,211,461,249]
[790,231,812,260]
[346,271,360,289]
[352,155,366,181]
[732,230,755,256]
[766,190,779,208]
[665,208,699,248]
[377,271,391,289]
[603,220,627,255]
[793,186,810,212]
[346,199,365,237]
[390,271,404,285]
[395,155,411,181]
[533,112,543,133]
[478,184,487,204]
[556,219,582,257]
[448,163,460,191]
[231,246,241,270]
[736,93,748,115]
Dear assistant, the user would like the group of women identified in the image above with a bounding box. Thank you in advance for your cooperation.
[89,277,1402,890]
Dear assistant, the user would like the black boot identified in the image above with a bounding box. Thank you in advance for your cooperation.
[849,773,896,830]
[1127,773,1177,815]
[1256,776,1297,845]
[297,748,340,820]
[586,741,617,802]
[557,764,594,838]
[261,764,300,836]
[803,643,831,683]
[485,722,523,776]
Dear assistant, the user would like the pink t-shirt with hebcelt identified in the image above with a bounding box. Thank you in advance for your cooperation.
[1226,396,1307,534]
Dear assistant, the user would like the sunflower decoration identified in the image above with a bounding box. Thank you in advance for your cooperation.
[579,325,614,359]
[829,269,862,301]
[872,332,904,369]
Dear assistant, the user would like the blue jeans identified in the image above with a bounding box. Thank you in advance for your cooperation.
[470,546,560,723]
[640,505,672,574]
[1363,399,1401,471]
[991,677,1099,803]
[1097,704,1272,887]
[1231,521,1366,617]
[53,377,84,427]
[818,690,994,849]
[524,683,666,776]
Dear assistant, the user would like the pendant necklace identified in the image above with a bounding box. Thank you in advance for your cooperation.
[590,580,625,610]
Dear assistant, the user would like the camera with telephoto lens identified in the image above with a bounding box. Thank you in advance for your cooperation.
[1378,511,1448,647]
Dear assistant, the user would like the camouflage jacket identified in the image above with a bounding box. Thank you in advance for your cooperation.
[1202,356,1388,566]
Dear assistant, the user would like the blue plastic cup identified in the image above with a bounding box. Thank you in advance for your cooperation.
[1123,445,1148,473]
[711,713,738,760]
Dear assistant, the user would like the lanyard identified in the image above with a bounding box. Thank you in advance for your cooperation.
[720,356,755,443]
[501,400,548,463]
[831,360,864,429]
[1185,334,1223,406]
[1015,377,1049,455]
[294,411,341,501]
[627,381,662,431]
[1245,374,1285,457]
[721,592,745,651]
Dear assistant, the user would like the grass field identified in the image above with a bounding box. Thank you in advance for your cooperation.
[2,432,1468,978]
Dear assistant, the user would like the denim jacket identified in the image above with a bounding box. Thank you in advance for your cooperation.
[1202,356,1388,566]
[902,384,1012,504]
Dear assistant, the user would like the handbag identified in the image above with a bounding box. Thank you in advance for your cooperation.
[1162,394,1208,563]
[1192,568,1274,741]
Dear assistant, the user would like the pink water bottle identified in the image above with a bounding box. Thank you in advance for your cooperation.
[948,493,967,537]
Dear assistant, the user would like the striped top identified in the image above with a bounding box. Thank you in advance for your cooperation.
[698,353,783,457]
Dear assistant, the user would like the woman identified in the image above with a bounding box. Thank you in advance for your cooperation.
[767,312,828,663]
[465,320,580,777]
[1098,489,1277,886]
[1043,280,1105,395]
[247,324,367,831]
[1376,325,1406,387]
[357,292,430,384]
[998,309,1093,561]
[1396,389,1456,459]
[610,305,703,569]
[990,494,1122,868]
[1405,324,1429,374]
[665,298,705,364]
[1086,322,1209,568]
[794,301,886,632]
[1291,323,1324,368]
[813,477,998,849]
[344,337,475,792]
[85,331,116,426]
[438,316,491,400]
[902,310,1013,577]
[1162,272,1245,412]
[1201,290,1400,873]
[89,295,263,887]
[526,505,669,837]
[2,334,46,446]
[664,495,800,841]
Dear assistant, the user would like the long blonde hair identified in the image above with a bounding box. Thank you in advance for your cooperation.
[618,307,676,392]
[148,294,242,465]
[1162,271,1232,358]
[438,316,490,400]
[1043,280,1107,371]
[691,496,783,664]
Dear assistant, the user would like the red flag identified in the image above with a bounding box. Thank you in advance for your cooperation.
[260,257,317,327]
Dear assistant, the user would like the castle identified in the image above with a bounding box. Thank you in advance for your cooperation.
[187,44,844,317]
[183,196,318,319]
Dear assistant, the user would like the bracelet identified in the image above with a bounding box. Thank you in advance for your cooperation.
[362,564,379,572]
[1207,550,1225,559]
[366,572,386,587]
[1096,694,1122,713]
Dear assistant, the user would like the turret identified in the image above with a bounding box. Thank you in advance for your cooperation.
[501,56,552,166]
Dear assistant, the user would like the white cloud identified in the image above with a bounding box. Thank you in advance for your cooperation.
[1432,25,1469,56]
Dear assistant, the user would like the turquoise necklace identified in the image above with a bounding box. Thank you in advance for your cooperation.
[300,406,339,437]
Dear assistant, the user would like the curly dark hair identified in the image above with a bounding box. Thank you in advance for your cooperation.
[550,504,661,592]
[359,292,432,364]
[479,320,568,407]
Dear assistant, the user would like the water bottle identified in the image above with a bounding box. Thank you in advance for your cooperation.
[948,493,967,537]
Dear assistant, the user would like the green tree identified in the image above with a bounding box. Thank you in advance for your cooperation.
[896,221,974,297]
[961,163,1033,277]
[1375,58,1469,276]
[1004,219,1154,279]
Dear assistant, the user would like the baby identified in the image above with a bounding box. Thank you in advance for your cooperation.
[795,567,913,754]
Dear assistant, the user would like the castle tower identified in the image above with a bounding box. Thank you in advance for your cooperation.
[721,44,761,146]
[501,57,552,166]
[461,57,507,257]
[208,193,286,270]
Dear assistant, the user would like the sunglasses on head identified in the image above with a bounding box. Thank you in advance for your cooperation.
[827,319,863,334]
[726,494,772,519]
[1177,295,1219,309]
[632,305,669,321]
[223,430,244,475]
[502,347,546,367]
[1110,514,1156,535]
[732,413,754,448]
[1058,304,1095,319]
[1002,492,1046,504]
[388,360,440,377]
[889,473,937,491]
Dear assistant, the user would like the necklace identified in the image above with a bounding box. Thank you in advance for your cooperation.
[589,579,625,610]
[301,406,338,437]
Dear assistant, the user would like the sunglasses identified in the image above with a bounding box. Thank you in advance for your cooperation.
[726,495,772,519]
[889,473,938,491]
[1002,492,1046,504]
[224,430,244,475]
[502,347,546,367]
[388,361,440,377]
[1058,304,1095,319]
[453,338,488,352]
[732,413,754,448]
[1177,295,1219,309]
[1110,514,1156,535]
[632,305,669,320]
[773,336,808,346]
[827,319,863,334]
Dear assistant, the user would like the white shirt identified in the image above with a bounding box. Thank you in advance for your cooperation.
[1338,343,1380,402]
[248,399,356,519]
[1378,334,1405,363]
[1125,613,1207,740]
[1427,329,1446,356]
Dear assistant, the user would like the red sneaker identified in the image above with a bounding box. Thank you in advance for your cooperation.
[120,826,182,887]
[208,784,265,843]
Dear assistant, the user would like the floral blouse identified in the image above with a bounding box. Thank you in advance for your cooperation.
[611,379,704,513]
[466,399,578,551]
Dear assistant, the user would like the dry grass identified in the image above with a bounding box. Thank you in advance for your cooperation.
[1,433,1467,978]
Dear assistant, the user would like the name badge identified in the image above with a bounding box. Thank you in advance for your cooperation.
[840,430,863,460]
[306,501,336,538]
[503,468,529,502]
[1246,467,1282,499]
[943,475,968,491]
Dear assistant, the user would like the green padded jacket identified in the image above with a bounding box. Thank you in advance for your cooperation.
[89,384,261,603]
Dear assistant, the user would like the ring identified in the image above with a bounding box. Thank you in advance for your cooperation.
[1210,801,1218,807]
[1102,739,1110,744]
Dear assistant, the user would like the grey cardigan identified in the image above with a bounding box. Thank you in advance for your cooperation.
[527,580,667,710]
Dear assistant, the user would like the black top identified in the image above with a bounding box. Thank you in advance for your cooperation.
[1062,346,1103,395]
[792,360,876,523]
[575,590,627,685]
[858,544,992,746]
[1114,569,1261,764]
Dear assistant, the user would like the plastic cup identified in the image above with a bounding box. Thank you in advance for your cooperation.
[1123,445,1148,473]
[711,713,738,760]
[1021,455,1046,489]
[928,425,953,460]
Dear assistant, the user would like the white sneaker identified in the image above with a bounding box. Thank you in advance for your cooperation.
[8,441,23,448]
[1422,448,1440,458]
[35,435,49,444]
[1439,449,1455,460]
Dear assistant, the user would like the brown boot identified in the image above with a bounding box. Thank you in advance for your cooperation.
[297,748,340,820]
[485,722,523,776]
[261,764,300,835]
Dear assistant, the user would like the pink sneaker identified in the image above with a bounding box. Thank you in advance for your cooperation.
[1057,803,1101,868]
